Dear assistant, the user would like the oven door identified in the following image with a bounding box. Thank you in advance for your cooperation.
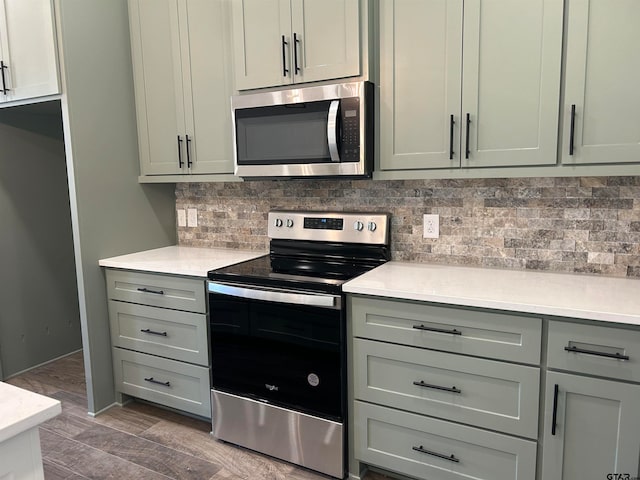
[208,282,345,421]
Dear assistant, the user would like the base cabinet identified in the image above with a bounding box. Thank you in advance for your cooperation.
[349,295,640,480]
[355,401,536,480]
[105,269,211,418]
[541,372,640,480]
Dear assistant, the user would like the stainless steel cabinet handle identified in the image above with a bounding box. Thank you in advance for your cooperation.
[564,345,629,361]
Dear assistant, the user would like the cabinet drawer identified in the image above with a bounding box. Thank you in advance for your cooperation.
[354,339,539,439]
[106,269,206,313]
[349,296,541,364]
[109,301,208,366]
[112,348,211,418]
[354,401,536,480]
[547,321,640,382]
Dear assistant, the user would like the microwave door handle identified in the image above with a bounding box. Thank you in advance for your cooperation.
[327,100,340,162]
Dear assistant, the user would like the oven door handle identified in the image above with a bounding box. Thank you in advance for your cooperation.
[208,282,339,308]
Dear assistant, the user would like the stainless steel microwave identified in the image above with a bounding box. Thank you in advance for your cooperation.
[231,81,373,179]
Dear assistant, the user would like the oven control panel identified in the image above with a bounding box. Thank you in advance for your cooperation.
[268,211,389,245]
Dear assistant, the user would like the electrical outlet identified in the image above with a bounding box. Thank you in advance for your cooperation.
[187,208,198,227]
[423,214,439,239]
[177,209,186,227]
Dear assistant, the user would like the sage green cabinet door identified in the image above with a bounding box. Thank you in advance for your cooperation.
[182,0,234,174]
[129,0,186,175]
[561,0,640,165]
[0,0,59,104]
[231,0,291,90]
[461,0,563,168]
[290,0,360,84]
[378,0,463,170]
[541,371,640,480]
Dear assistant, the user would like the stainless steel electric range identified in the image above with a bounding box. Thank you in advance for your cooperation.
[206,210,390,479]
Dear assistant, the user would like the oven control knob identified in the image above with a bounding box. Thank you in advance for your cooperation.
[353,221,364,231]
[286,218,294,228]
[274,218,283,228]
[367,221,377,232]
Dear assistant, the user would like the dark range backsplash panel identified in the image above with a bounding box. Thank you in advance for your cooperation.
[176,176,640,278]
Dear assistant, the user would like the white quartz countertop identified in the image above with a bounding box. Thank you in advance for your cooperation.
[99,246,266,277]
[0,382,61,443]
[343,262,640,326]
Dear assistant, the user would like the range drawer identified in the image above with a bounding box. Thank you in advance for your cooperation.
[349,295,542,364]
[106,269,206,313]
[354,401,536,480]
[353,338,539,438]
[547,320,640,382]
[109,301,208,366]
[112,348,211,418]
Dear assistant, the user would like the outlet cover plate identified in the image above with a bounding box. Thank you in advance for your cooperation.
[423,214,439,239]
[177,209,186,227]
[187,208,198,227]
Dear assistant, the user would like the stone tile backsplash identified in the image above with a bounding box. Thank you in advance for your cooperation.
[176,176,640,277]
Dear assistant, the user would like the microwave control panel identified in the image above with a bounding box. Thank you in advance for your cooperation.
[341,97,360,162]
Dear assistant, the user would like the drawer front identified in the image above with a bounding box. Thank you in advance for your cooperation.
[106,269,206,313]
[109,301,209,366]
[354,401,537,480]
[112,348,211,418]
[354,339,539,438]
[349,295,542,364]
[547,321,640,382]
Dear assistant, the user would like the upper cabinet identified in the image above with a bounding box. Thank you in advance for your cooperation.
[0,0,59,104]
[561,0,640,165]
[129,0,234,177]
[231,0,360,91]
[379,0,563,171]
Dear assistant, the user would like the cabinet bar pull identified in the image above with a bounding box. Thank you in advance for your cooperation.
[293,32,301,74]
[186,134,192,168]
[564,345,629,361]
[144,377,170,387]
[137,287,165,295]
[140,328,167,337]
[449,114,455,160]
[413,324,462,336]
[465,113,471,159]
[551,383,559,436]
[177,135,184,168]
[569,104,576,155]
[412,445,460,463]
[0,60,9,95]
[413,380,461,394]
[281,35,289,77]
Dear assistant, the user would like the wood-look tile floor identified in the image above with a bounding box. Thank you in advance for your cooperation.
[6,352,391,480]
